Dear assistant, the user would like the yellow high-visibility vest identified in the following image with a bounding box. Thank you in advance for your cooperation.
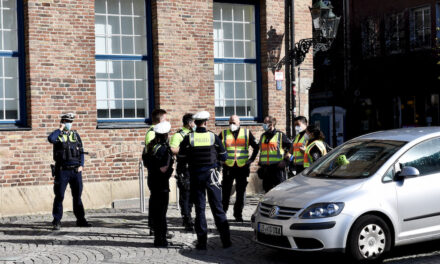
[259,132,284,165]
[303,140,327,168]
[222,128,249,167]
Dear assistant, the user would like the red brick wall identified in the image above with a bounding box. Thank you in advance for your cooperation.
[0,0,312,191]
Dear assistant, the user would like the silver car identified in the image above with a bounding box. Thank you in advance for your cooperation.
[251,127,440,262]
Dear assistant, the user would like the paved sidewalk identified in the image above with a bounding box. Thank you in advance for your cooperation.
[1,197,440,263]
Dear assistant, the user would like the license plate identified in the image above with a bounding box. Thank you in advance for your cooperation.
[258,223,282,236]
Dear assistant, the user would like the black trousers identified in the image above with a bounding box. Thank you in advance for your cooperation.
[177,171,193,220]
[221,165,249,218]
[191,169,229,240]
[52,169,86,223]
[150,191,169,242]
[261,164,286,193]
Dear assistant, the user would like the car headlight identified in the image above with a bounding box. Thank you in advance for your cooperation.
[299,203,345,219]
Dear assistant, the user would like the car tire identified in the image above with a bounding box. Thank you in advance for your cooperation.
[347,215,391,263]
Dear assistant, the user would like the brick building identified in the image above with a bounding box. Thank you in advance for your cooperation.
[0,0,312,216]
[311,0,440,142]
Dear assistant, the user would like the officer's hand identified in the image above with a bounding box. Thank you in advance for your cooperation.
[59,123,65,131]
[299,146,306,152]
[78,166,83,172]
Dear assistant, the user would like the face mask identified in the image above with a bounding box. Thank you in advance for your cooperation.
[262,123,269,131]
[192,125,197,131]
[230,124,239,132]
[295,126,302,134]
[65,123,72,131]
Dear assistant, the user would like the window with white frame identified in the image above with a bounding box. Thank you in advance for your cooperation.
[361,18,381,58]
[385,12,405,54]
[410,6,431,49]
[95,0,150,120]
[0,0,21,122]
[214,2,259,119]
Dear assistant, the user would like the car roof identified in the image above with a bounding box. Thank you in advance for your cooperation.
[355,127,440,142]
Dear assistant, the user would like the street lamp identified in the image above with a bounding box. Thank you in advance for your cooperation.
[273,0,340,71]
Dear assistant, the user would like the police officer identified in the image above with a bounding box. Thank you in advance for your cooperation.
[219,115,259,222]
[290,116,308,176]
[258,116,292,193]
[303,125,327,168]
[48,113,91,230]
[144,108,167,235]
[144,121,174,247]
[178,111,231,250]
[170,113,195,231]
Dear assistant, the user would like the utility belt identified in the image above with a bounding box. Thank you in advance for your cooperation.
[61,165,80,170]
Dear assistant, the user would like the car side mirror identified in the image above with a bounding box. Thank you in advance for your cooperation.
[395,166,420,181]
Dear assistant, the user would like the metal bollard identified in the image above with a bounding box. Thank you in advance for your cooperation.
[139,160,145,213]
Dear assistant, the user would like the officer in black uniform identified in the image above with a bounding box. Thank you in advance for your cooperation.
[178,111,231,250]
[144,121,174,247]
[48,113,91,230]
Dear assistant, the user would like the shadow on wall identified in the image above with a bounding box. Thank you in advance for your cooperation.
[267,26,284,74]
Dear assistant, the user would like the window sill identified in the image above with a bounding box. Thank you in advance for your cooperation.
[96,122,150,129]
[0,124,31,131]
[215,120,263,126]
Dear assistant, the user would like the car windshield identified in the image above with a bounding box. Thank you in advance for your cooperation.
[305,140,407,179]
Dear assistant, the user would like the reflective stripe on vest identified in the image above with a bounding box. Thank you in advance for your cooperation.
[292,133,306,165]
[153,144,162,155]
[222,128,249,167]
[259,132,284,165]
[190,132,215,147]
[303,140,327,168]
[58,132,77,143]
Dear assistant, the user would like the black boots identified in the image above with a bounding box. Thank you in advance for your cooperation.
[219,221,232,248]
[196,235,207,250]
[183,217,194,231]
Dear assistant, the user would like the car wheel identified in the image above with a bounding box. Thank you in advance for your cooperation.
[347,215,391,262]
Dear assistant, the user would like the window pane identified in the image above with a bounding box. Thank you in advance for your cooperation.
[97,102,109,118]
[224,41,233,57]
[95,15,106,35]
[96,60,107,79]
[246,64,256,81]
[0,79,3,97]
[236,100,246,116]
[0,99,3,118]
[96,81,108,100]
[3,9,17,30]
[133,0,145,16]
[216,82,225,99]
[109,80,122,98]
[108,61,122,79]
[234,41,244,58]
[224,64,233,80]
[214,64,223,80]
[234,23,244,40]
[121,17,133,35]
[244,24,255,40]
[215,106,224,117]
[214,5,221,21]
[5,79,18,98]
[134,17,147,35]
[136,80,147,99]
[225,82,234,99]
[246,99,256,116]
[225,100,234,116]
[134,36,146,55]
[235,64,244,80]
[95,0,106,13]
[108,36,121,54]
[4,30,17,51]
[136,99,146,117]
[121,0,132,15]
[123,81,135,98]
[108,16,120,35]
[214,22,222,40]
[235,82,245,98]
[135,61,147,79]
[122,61,134,79]
[3,0,16,9]
[244,6,254,23]
[246,82,256,99]
[234,6,244,22]
[245,41,255,58]
[122,36,134,54]
[96,36,106,53]
[222,5,233,21]
[4,58,18,78]
[108,0,119,14]
[223,22,233,39]
[5,99,17,119]
[110,100,122,118]
[124,100,135,117]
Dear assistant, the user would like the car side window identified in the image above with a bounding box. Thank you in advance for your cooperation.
[383,167,394,182]
[398,138,440,176]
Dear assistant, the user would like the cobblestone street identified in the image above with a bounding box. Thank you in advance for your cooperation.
[1,197,440,264]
